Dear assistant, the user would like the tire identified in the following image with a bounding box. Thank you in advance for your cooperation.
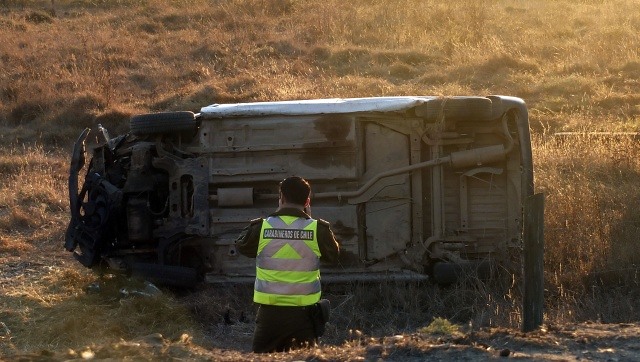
[432,262,461,285]
[487,95,505,119]
[130,111,197,136]
[432,261,492,285]
[416,97,493,122]
[130,262,198,288]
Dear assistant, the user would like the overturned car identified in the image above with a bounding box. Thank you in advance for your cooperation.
[65,96,533,287]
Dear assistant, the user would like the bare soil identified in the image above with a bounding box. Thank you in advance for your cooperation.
[7,313,640,361]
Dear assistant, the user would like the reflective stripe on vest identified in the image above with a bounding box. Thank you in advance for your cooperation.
[254,215,321,306]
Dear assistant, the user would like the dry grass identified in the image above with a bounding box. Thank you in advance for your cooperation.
[535,133,640,323]
[1,264,205,355]
[0,146,67,257]
[1,0,640,358]
[1,0,639,145]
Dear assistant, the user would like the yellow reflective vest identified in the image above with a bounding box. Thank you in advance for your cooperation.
[254,215,321,306]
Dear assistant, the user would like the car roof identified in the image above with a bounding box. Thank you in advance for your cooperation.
[199,96,438,118]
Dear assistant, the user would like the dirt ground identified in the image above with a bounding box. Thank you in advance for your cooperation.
[92,322,640,361]
[2,249,640,362]
[6,319,640,361]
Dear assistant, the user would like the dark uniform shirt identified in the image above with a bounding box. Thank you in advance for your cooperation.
[234,207,340,353]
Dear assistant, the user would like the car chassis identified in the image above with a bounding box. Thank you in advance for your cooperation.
[65,96,533,287]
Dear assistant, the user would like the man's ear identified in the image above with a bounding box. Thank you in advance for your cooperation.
[304,197,311,207]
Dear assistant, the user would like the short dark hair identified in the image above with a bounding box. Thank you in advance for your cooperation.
[279,176,311,205]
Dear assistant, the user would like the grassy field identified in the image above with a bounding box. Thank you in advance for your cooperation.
[2,0,639,145]
[1,0,640,358]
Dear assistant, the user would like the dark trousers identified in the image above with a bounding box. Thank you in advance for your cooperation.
[252,304,317,353]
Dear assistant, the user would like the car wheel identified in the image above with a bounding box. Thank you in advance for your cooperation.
[432,261,461,285]
[416,96,494,122]
[130,111,197,136]
[130,262,199,288]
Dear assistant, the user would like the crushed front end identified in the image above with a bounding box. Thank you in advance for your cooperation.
[65,117,208,287]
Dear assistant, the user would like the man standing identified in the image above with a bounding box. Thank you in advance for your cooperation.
[235,176,340,353]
